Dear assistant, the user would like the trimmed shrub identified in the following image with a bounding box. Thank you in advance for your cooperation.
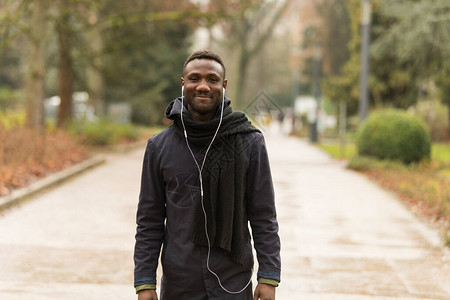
[357,110,431,164]
[67,119,140,146]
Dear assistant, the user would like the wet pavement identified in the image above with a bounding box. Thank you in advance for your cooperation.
[268,136,450,299]
[0,135,449,299]
[0,146,143,299]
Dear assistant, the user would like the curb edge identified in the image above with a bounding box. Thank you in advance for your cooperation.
[0,155,106,212]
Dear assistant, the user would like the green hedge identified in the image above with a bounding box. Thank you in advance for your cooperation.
[67,119,140,146]
[357,110,431,164]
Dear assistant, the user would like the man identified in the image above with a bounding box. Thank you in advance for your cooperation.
[134,50,281,300]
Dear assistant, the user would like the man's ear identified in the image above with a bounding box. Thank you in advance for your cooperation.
[181,77,185,86]
[223,79,228,90]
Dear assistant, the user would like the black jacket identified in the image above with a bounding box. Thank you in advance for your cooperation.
[134,98,281,299]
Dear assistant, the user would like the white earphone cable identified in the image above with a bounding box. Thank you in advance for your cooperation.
[180,86,252,294]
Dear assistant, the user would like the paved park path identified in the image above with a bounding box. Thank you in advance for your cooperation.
[0,135,449,299]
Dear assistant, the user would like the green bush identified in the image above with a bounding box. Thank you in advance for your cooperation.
[67,119,140,146]
[357,110,431,164]
[117,123,140,141]
[0,88,24,110]
[0,110,25,129]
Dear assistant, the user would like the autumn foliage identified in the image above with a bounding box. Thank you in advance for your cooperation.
[0,126,88,196]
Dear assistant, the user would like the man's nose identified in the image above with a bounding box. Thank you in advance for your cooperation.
[196,79,210,92]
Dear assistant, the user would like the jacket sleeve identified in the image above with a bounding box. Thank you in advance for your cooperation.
[246,133,281,282]
[134,138,166,287]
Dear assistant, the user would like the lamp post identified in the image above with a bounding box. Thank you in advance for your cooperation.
[359,0,371,122]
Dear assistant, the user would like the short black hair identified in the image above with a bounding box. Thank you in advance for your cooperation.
[183,49,226,79]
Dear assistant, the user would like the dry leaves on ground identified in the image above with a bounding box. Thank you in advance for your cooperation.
[0,128,89,196]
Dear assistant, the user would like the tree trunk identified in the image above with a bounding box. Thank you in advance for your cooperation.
[447,101,450,139]
[234,47,250,109]
[56,5,74,128]
[87,23,105,117]
[228,0,291,108]
[233,19,251,109]
[25,0,47,130]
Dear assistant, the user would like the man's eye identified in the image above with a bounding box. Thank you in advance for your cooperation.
[189,77,198,82]
[209,78,219,83]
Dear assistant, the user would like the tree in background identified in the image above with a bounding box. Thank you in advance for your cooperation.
[56,0,75,127]
[1,0,50,129]
[296,0,351,110]
[59,0,196,126]
[1,0,84,128]
[322,0,421,117]
[84,2,105,117]
[0,0,196,127]
[249,27,294,107]
[0,1,27,110]
[315,0,351,78]
[373,0,450,138]
[202,0,291,108]
[24,0,48,129]
[321,0,360,116]
[99,0,195,125]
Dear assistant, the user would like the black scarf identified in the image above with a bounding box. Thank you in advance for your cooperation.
[168,99,260,264]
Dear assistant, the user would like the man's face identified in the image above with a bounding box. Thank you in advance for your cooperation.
[181,59,227,122]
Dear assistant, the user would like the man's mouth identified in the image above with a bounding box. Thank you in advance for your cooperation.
[195,95,212,100]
